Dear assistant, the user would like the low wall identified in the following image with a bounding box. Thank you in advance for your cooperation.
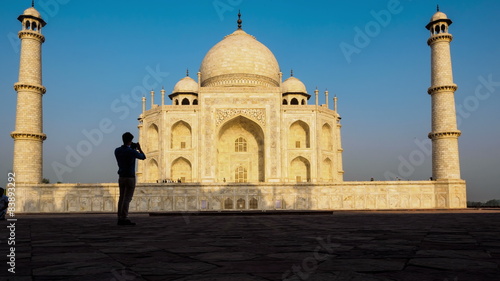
[12,180,467,213]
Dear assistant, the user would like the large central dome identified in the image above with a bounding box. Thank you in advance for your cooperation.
[199,29,280,87]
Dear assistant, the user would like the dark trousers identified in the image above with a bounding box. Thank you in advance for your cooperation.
[118,177,136,220]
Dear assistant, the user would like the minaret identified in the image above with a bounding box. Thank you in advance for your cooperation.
[314,87,319,106]
[324,89,329,108]
[161,86,165,105]
[150,89,155,108]
[426,8,461,180]
[11,4,47,184]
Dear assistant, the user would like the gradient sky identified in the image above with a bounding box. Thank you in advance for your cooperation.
[1,0,498,201]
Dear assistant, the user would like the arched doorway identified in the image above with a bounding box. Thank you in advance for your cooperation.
[171,157,192,183]
[217,116,264,182]
[289,120,310,149]
[171,121,191,150]
[290,156,310,182]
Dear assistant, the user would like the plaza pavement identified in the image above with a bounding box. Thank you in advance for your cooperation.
[1,210,499,280]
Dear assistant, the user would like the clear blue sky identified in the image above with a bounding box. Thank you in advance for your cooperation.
[1,0,499,201]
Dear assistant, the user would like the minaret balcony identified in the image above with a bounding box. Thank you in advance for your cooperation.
[428,130,461,140]
[427,33,453,45]
[427,84,457,95]
[18,30,45,42]
[10,132,47,141]
[14,82,46,94]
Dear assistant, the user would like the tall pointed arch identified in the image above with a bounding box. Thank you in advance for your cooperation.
[148,159,159,183]
[321,157,333,182]
[148,123,159,152]
[321,123,333,151]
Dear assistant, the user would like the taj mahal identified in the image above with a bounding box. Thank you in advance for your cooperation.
[136,12,343,185]
[10,4,466,212]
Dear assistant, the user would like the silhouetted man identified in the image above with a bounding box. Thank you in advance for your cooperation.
[114,132,146,225]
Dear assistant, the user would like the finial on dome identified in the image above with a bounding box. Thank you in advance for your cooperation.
[237,10,242,29]
[437,4,440,12]
[290,69,294,77]
[32,0,35,7]
[186,68,189,77]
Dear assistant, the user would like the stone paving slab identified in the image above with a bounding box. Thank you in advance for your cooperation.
[0,210,499,280]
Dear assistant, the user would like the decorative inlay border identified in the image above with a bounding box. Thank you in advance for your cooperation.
[202,73,279,88]
[216,108,266,127]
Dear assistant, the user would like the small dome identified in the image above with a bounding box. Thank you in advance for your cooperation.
[426,10,452,30]
[430,11,448,22]
[172,76,198,94]
[282,77,307,94]
[199,29,280,87]
[23,7,41,18]
[18,7,46,27]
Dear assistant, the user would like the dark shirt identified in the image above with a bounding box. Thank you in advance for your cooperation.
[114,145,146,178]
